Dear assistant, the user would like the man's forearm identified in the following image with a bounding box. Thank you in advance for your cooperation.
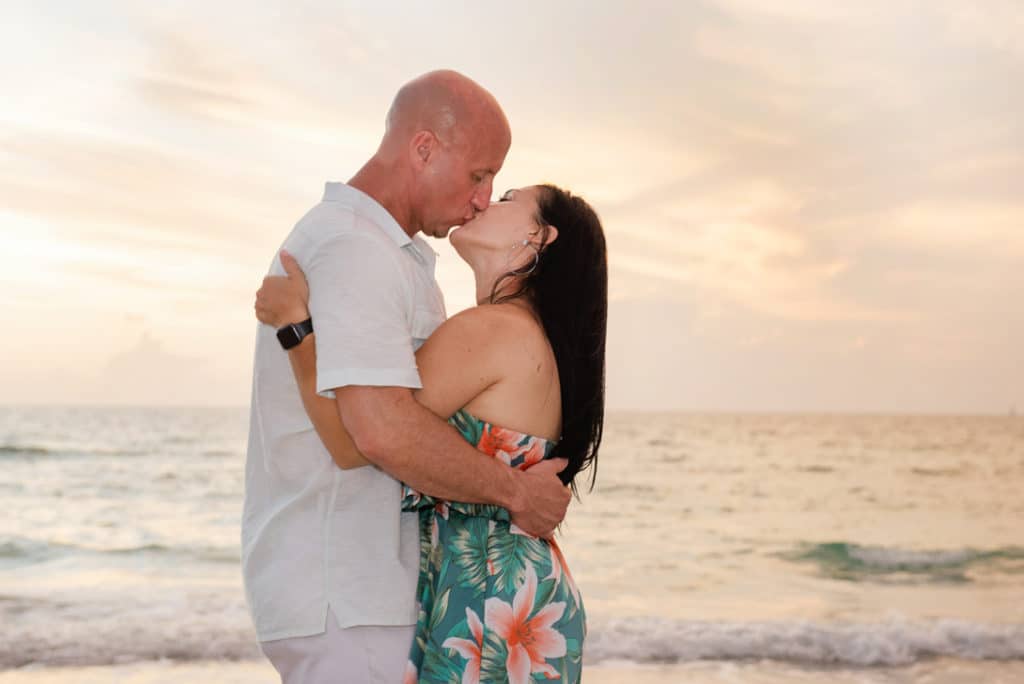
[337,390,525,510]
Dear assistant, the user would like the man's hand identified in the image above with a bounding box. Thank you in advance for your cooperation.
[255,250,311,327]
[508,458,572,538]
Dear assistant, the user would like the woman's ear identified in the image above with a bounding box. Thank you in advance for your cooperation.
[539,224,558,248]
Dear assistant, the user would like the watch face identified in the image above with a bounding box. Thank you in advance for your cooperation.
[276,318,312,350]
[276,324,300,350]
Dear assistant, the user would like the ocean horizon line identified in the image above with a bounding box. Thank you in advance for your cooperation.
[1,403,1020,418]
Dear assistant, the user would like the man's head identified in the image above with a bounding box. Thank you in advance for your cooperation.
[380,70,511,238]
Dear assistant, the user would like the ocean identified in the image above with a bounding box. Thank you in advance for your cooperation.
[2,407,1023,683]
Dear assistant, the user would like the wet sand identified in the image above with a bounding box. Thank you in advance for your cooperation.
[4,658,1024,684]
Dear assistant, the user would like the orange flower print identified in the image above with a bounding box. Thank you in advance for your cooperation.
[547,540,582,608]
[516,438,546,470]
[442,607,485,684]
[478,425,527,464]
[484,565,567,683]
[402,660,418,684]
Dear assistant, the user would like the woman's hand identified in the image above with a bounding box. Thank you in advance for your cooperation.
[255,250,310,327]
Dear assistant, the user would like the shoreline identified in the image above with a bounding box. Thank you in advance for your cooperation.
[5,658,1024,684]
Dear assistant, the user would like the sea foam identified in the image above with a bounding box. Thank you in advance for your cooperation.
[3,614,1023,668]
[586,617,1024,666]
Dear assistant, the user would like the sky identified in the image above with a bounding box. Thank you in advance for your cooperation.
[1,0,1022,412]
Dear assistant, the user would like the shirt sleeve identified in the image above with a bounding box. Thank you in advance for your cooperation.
[305,232,420,396]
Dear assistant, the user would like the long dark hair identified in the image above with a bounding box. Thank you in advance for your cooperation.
[490,184,607,493]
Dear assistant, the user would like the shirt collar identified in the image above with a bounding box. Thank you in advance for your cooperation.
[409,234,438,271]
[322,182,412,248]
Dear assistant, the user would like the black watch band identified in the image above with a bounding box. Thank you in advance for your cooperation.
[276,318,314,350]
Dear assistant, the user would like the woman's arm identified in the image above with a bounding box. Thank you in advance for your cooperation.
[257,254,571,533]
[256,253,544,470]
[257,252,524,426]
[286,334,371,469]
[255,252,369,470]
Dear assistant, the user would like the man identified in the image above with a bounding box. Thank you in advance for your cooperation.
[242,70,571,683]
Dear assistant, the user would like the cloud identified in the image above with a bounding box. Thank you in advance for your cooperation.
[0,127,304,254]
[872,200,1024,252]
[0,332,248,406]
[935,0,1024,60]
[2,0,1023,411]
[129,15,389,145]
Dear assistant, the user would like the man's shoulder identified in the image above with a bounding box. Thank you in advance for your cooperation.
[294,200,370,236]
[293,202,398,253]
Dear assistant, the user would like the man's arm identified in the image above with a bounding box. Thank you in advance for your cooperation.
[303,234,570,536]
[337,385,570,537]
[258,255,570,536]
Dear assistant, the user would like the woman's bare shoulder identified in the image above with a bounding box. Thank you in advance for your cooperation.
[435,303,547,355]
[458,302,544,335]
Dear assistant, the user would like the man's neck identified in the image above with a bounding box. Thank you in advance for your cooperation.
[347,159,418,238]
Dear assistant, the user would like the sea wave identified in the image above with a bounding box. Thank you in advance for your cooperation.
[0,443,147,459]
[0,444,51,457]
[779,542,1024,583]
[587,617,1024,666]
[2,614,1022,668]
[0,538,57,562]
[0,536,238,566]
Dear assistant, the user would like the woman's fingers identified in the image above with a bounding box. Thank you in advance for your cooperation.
[279,251,310,304]
[254,283,277,323]
[254,301,272,324]
[280,250,301,278]
[255,263,310,327]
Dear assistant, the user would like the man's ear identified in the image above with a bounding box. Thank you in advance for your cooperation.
[410,130,437,169]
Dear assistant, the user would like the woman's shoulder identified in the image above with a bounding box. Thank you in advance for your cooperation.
[433,303,548,362]
[449,302,545,339]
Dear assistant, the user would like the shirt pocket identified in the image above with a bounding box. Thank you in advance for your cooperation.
[411,306,445,349]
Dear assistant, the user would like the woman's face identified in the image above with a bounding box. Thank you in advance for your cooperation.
[449,186,543,269]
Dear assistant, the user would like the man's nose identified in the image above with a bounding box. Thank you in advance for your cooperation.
[471,180,493,212]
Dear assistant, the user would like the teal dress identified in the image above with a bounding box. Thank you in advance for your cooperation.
[401,409,586,684]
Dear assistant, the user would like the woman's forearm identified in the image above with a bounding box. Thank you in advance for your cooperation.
[288,334,371,470]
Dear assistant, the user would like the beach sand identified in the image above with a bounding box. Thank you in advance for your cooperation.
[4,658,1024,684]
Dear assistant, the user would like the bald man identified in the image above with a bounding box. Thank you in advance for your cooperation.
[242,71,571,683]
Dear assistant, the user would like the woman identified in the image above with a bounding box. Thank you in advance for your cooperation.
[255,184,607,683]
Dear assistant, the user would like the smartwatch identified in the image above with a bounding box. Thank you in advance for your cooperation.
[276,318,314,350]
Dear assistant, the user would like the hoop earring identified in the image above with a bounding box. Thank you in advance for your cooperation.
[505,239,540,276]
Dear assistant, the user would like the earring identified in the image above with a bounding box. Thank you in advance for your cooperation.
[505,240,540,276]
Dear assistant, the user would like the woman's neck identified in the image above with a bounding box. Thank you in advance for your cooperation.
[473,259,526,307]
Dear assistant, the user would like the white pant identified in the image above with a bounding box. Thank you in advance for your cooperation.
[261,608,415,684]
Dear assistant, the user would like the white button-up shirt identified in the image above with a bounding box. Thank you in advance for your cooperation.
[242,182,446,642]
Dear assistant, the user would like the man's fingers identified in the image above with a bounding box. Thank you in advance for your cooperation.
[530,458,569,477]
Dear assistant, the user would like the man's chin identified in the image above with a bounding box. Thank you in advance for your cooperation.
[431,224,457,239]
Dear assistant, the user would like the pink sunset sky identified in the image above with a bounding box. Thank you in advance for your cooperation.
[2,0,1021,412]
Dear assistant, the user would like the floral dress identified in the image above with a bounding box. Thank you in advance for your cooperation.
[401,409,585,684]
